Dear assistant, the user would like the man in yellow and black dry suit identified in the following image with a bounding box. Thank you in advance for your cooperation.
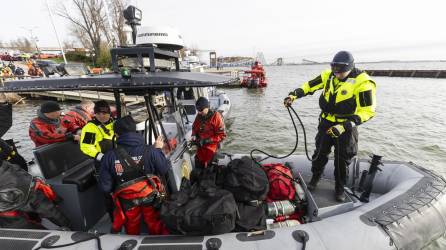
[80,100,114,219]
[284,51,376,202]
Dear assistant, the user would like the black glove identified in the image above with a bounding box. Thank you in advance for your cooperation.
[65,132,74,141]
[284,95,297,107]
[199,138,212,147]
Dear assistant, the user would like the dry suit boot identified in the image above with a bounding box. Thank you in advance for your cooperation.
[307,175,321,191]
[335,187,346,202]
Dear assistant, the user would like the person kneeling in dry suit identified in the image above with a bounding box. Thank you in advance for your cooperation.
[99,116,170,235]
[0,153,70,229]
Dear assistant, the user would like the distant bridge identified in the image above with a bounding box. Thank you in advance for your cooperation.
[219,52,267,67]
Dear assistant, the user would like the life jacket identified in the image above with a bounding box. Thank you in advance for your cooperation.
[111,147,165,232]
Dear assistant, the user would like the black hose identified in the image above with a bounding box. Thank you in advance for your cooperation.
[249,105,321,165]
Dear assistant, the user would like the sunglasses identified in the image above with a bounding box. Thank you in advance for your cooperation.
[330,63,350,73]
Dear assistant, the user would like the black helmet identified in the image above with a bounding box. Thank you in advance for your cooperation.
[330,51,354,73]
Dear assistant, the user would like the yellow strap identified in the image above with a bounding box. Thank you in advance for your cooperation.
[321,113,348,123]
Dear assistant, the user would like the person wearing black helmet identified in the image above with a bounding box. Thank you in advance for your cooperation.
[284,51,377,202]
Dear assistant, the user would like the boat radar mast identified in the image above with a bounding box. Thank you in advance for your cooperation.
[123,5,142,45]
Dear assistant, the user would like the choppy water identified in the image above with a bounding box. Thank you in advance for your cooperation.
[4,62,446,176]
[223,63,446,176]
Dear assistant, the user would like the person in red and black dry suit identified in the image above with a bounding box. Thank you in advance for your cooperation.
[0,152,70,229]
[62,100,94,134]
[99,116,170,235]
[191,97,226,169]
[29,101,80,147]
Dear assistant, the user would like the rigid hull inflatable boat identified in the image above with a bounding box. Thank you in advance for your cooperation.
[0,154,444,250]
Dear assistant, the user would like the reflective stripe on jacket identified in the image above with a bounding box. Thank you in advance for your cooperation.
[296,68,376,125]
[80,119,114,158]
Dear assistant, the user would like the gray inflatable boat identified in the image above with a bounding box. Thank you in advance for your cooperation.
[1,152,445,250]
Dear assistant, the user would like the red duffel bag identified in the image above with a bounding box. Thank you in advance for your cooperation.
[262,163,296,202]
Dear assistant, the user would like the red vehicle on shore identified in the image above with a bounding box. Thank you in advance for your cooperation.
[241,61,267,88]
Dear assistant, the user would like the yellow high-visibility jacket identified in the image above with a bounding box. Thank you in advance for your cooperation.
[80,118,114,160]
[292,68,376,125]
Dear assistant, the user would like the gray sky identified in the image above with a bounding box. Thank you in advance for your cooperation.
[3,0,446,63]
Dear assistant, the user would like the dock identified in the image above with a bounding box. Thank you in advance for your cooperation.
[205,68,246,88]
[19,90,145,110]
[365,69,446,78]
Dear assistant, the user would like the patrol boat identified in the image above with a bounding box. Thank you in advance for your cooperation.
[0,7,446,250]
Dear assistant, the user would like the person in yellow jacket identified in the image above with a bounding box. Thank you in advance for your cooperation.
[284,51,376,202]
[80,100,114,166]
[80,100,115,220]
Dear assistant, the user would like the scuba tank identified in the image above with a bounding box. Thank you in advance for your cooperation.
[266,200,296,218]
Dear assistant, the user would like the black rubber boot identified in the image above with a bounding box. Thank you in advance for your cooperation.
[335,187,346,202]
[307,175,321,191]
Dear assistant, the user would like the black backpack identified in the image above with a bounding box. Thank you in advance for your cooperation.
[160,176,237,235]
[223,156,269,203]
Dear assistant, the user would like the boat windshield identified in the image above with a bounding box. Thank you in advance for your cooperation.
[117,55,176,72]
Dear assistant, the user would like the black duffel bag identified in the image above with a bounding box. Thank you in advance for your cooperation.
[223,156,269,202]
[235,202,267,232]
[160,180,237,235]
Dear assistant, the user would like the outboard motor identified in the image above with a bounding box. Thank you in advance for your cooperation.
[359,155,383,202]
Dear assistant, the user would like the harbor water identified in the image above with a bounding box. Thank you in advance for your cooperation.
[4,62,446,176]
